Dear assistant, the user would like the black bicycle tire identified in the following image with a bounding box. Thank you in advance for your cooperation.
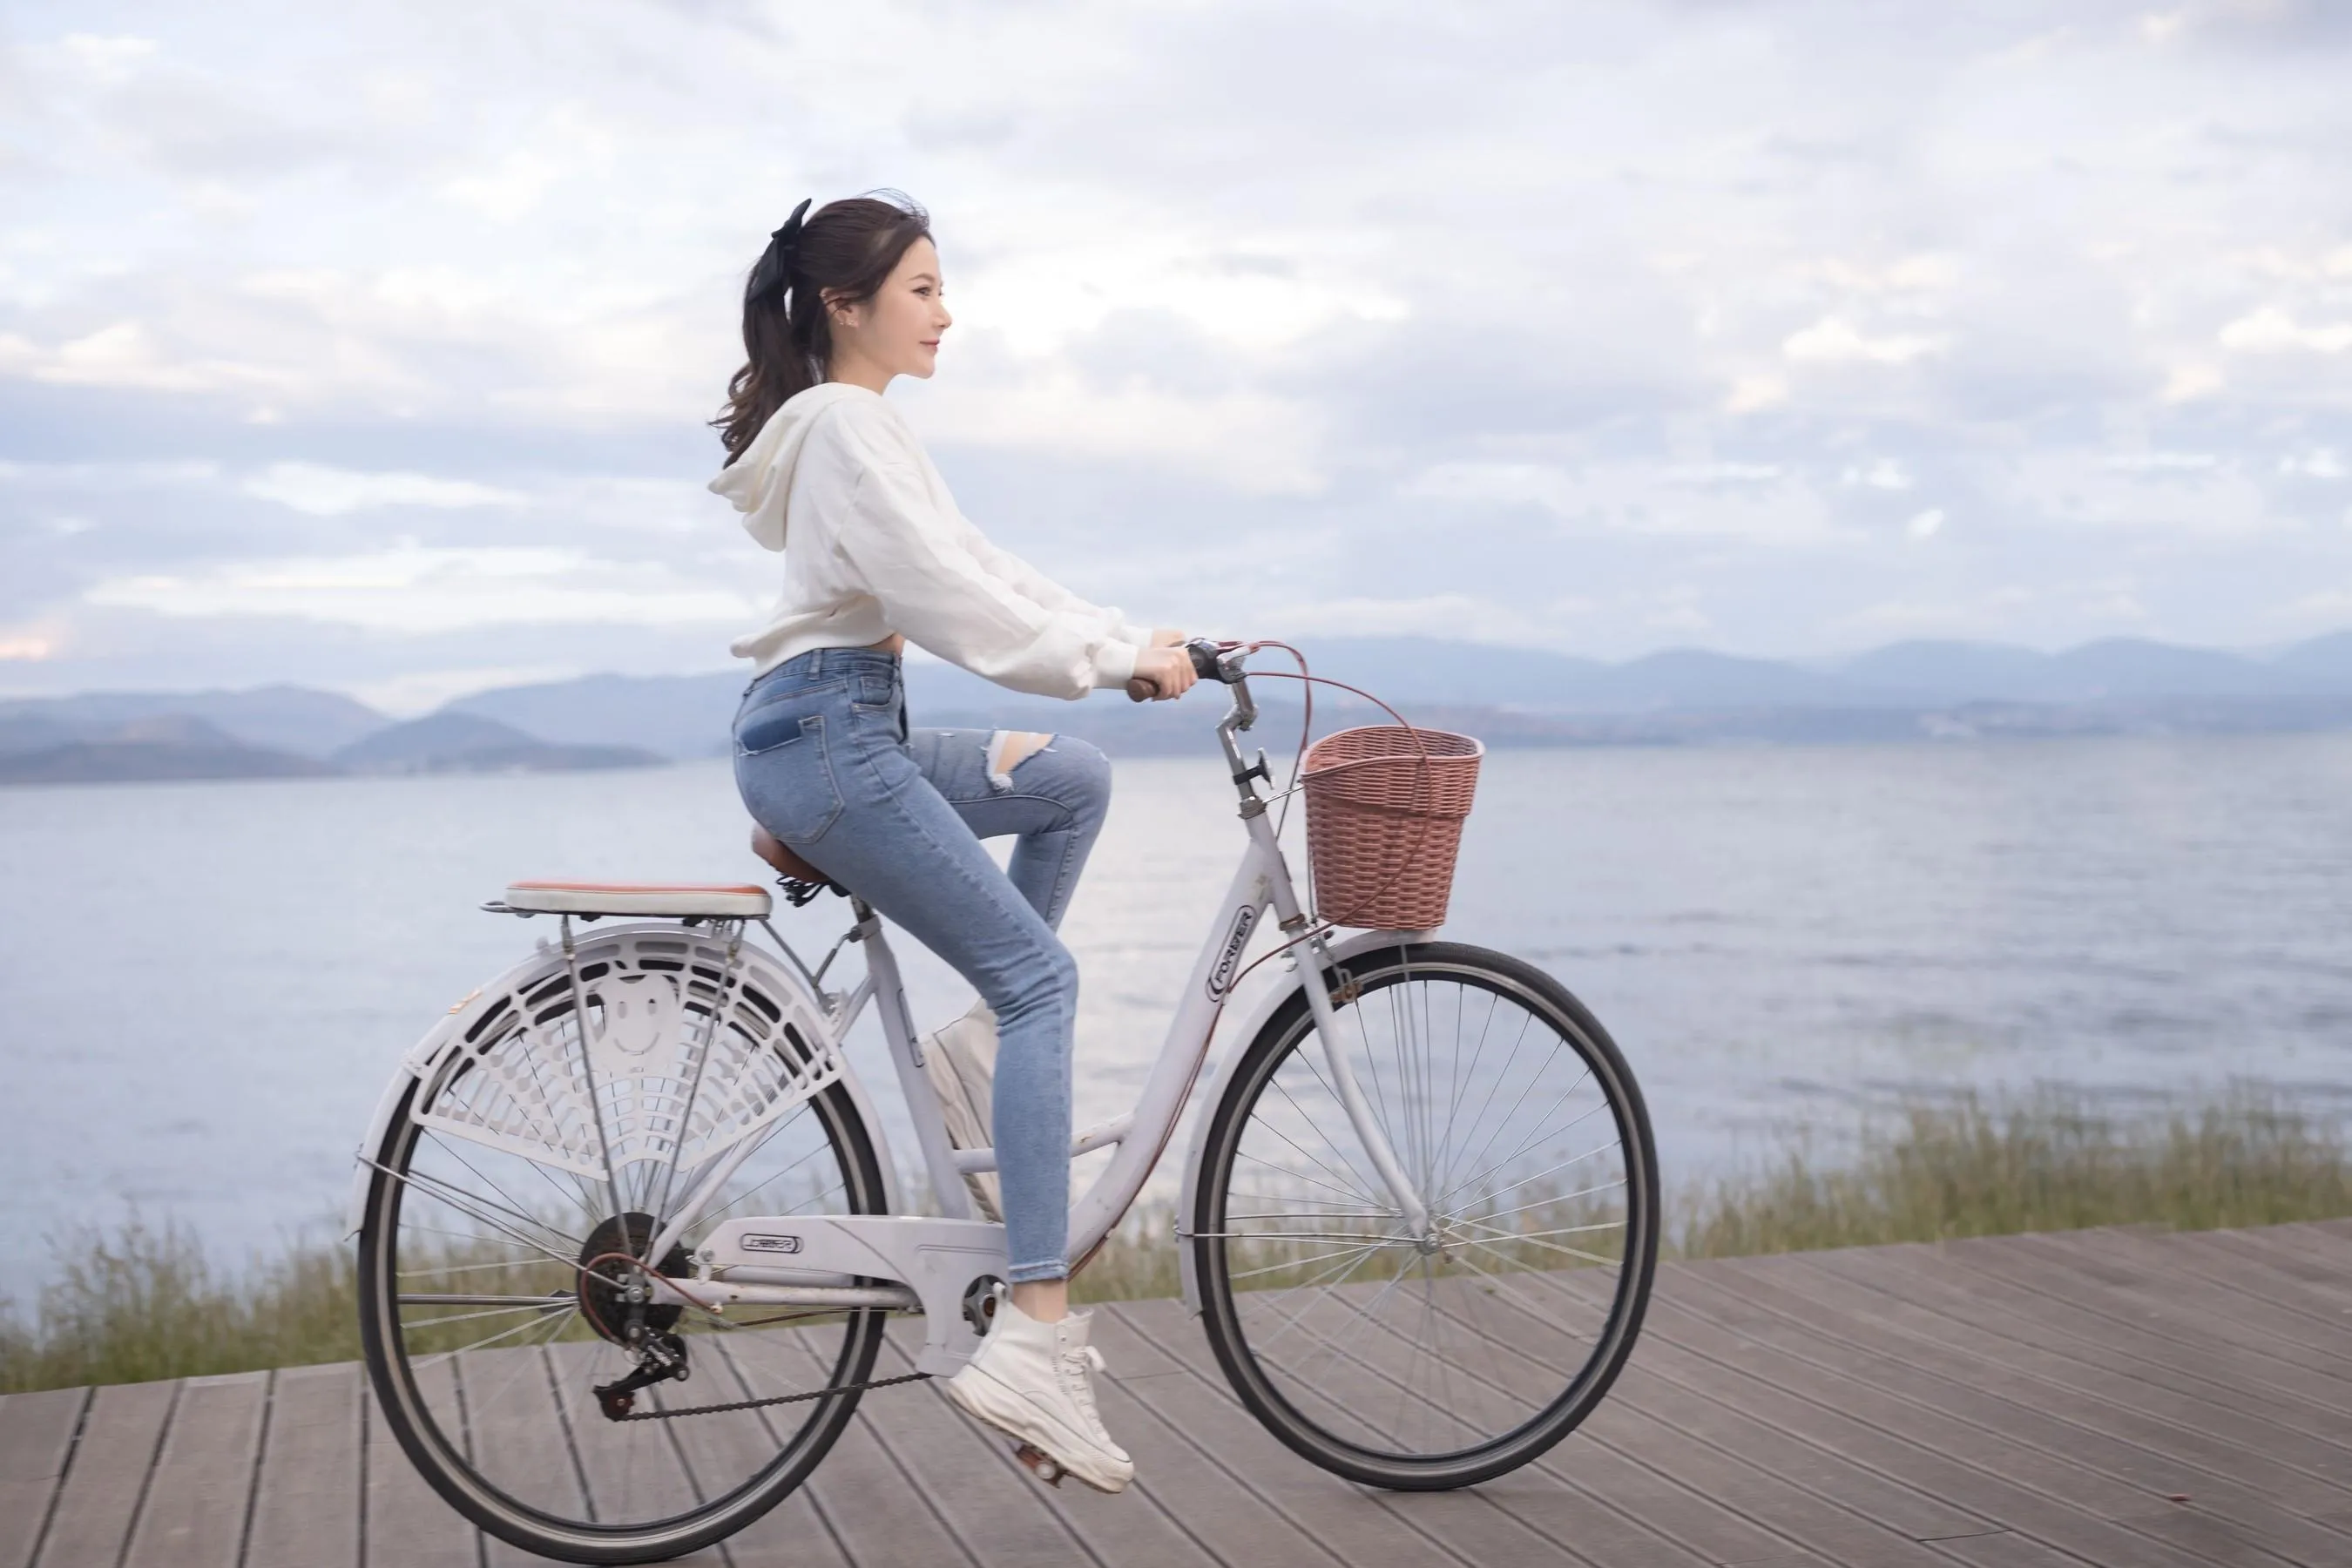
[357,1068,889,1565]
[1193,940,1659,1490]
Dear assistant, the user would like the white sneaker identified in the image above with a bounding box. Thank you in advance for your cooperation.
[942,1295,1135,1493]
[922,1000,1003,1221]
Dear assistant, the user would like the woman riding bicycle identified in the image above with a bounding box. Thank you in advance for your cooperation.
[710,193,1193,1493]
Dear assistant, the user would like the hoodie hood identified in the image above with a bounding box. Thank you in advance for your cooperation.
[707,382,875,552]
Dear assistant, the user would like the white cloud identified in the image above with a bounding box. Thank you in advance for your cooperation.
[1269,592,1592,647]
[83,544,756,632]
[916,373,1327,496]
[242,463,526,516]
[1404,460,1844,546]
[1844,459,1913,491]
[2218,308,2352,355]
[55,34,159,85]
[1906,509,1945,540]
[1781,318,1949,366]
[2281,449,2347,481]
[6,0,2352,679]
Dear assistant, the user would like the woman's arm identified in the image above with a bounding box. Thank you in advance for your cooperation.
[836,461,1141,699]
[953,520,1159,648]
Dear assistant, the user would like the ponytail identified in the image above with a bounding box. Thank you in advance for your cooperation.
[713,191,933,464]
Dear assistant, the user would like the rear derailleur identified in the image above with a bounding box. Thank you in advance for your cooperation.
[593,1325,690,1422]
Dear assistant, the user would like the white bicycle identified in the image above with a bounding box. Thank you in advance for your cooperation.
[353,639,1659,1564]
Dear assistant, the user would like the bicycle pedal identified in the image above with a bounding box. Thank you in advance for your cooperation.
[1013,1443,1065,1487]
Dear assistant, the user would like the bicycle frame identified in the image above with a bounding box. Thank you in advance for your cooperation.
[689,659,1435,1367]
[358,651,1436,1376]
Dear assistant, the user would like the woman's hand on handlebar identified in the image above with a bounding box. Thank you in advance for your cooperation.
[1148,626,1188,649]
[1125,645,1200,702]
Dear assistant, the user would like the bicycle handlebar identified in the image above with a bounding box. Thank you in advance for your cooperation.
[1124,638,1240,702]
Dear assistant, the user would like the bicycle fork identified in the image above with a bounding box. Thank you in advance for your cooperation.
[1253,813,1433,1238]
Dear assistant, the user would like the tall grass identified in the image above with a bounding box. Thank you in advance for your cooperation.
[6,1090,2348,1396]
[0,1215,359,1394]
[1673,1089,2352,1259]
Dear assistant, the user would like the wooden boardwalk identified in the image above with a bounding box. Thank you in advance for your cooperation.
[6,1220,2351,1567]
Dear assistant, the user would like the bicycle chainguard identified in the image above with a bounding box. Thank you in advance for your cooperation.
[1013,1443,1066,1487]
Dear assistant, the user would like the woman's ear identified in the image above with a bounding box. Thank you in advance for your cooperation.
[821,289,862,331]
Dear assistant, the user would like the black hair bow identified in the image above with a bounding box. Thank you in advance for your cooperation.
[746,198,813,306]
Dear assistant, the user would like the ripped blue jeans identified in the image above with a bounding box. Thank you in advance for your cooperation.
[731,645,1111,1281]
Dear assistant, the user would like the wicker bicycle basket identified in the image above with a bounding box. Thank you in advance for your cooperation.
[1301,725,1484,929]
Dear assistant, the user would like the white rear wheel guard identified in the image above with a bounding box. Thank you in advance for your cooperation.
[410,926,844,1189]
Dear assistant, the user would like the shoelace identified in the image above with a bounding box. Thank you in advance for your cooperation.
[1058,1342,1110,1436]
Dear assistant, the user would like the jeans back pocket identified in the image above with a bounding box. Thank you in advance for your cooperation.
[733,709,845,843]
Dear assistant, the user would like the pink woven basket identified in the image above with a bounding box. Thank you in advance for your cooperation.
[1301,725,1484,929]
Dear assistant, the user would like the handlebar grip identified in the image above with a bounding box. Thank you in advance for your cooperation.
[1125,676,1156,703]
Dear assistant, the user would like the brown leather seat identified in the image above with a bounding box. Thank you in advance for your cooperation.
[750,826,841,890]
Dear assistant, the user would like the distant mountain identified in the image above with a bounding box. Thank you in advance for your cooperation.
[333,713,665,775]
[0,684,389,757]
[447,672,744,760]
[0,715,334,785]
[19,629,2352,778]
[2270,630,2352,686]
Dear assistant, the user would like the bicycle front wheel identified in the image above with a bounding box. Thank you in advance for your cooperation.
[1193,940,1659,1490]
[357,932,890,1565]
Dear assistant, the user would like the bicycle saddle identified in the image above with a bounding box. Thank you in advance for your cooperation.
[751,826,844,895]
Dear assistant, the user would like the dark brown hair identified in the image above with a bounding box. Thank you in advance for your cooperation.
[713,192,934,464]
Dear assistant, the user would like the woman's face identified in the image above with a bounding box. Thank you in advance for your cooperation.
[829,236,951,383]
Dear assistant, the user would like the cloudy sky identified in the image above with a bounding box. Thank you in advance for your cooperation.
[3,1,2349,710]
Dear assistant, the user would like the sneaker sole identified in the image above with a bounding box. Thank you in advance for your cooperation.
[941,1366,1134,1493]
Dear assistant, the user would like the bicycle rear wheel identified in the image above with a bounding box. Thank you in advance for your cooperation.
[1193,941,1658,1490]
[357,932,889,1565]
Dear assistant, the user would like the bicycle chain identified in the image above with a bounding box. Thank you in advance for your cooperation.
[605,1369,931,1422]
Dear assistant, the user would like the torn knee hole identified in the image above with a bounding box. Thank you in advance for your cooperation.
[984,730,1054,790]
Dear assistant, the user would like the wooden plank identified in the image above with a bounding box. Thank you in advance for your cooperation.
[121,1370,267,1568]
[245,1362,362,1568]
[34,1379,177,1568]
[1094,1303,1502,1568]
[362,1358,483,1568]
[1695,1254,2338,1565]
[1619,1267,2224,1568]
[1930,1529,2116,1567]
[2004,1230,2352,1383]
[1416,1267,1977,1564]
[667,1330,852,1568]
[838,1325,1088,1568]
[713,1331,971,1568]
[2160,1228,2352,1318]
[1799,1242,2352,1510]
[1923,1231,2352,1432]
[1561,1279,2078,1551]
[1863,1233,2352,1457]
[459,1342,591,1568]
[0,1389,86,1568]
[543,1337,706,1535]
[1114,1294,1717,1568]
[868,1323,1222,1568]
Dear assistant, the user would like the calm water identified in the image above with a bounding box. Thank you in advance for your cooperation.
[3,734,2349,1282]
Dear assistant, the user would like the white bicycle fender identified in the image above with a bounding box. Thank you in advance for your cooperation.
[345,923,900,1235]
[1174,929,1427,1314]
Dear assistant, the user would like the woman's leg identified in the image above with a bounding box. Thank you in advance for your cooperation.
[904,727,1110,1318]
[905,727,1112,930]
[746,709,1078,1287]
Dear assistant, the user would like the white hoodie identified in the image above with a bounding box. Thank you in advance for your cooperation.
[712,383,1147,699]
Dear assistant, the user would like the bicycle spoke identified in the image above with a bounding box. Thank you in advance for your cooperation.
[1206,955,1654,1474]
